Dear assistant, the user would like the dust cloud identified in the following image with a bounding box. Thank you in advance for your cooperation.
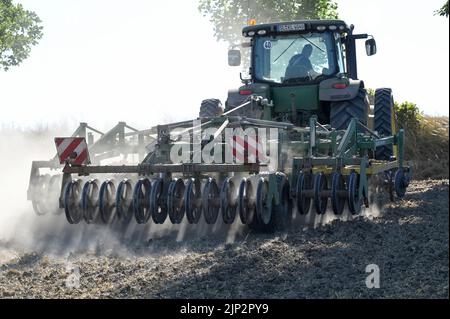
[0,126,247,259]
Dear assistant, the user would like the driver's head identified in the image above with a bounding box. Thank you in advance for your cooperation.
[302,44,313,57]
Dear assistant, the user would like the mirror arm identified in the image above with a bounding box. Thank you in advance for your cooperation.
[240,72,251,85]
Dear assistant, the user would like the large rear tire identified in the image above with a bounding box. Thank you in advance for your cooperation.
[199,99,223,118]
[374,88,396,160]
[330,86,369,131]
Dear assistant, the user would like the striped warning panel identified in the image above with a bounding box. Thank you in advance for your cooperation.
[54,137,90,165]
[232,135,267,163]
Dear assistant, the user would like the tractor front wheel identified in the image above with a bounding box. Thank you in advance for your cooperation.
[199,99,223,118]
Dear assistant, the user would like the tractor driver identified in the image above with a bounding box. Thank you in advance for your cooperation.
[285,44,319,80]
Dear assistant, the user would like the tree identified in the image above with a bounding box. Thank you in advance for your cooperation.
[198,0,339,47]
[435,1,449,17]
[0,0,43,71]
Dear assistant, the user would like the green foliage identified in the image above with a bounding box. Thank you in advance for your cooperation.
[198,0,339,46]
[0,0,43,71]
[393,102,448,179]
[367,88,448,179]
[435,1,449,17]
[366,88,375,105]
[394,101,422,133]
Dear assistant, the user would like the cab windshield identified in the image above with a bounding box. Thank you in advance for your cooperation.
[253,32,337,84]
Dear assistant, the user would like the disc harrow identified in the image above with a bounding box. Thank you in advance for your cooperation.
[29,98,411,233]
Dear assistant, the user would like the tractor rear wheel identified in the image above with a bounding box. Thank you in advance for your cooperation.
[374,88,396,160]
[330,86,369,131]
[199,99,223,118]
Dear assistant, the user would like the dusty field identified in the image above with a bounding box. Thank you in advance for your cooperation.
[0,179,448,299]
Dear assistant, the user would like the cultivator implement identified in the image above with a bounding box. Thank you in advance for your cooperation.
[27,19,413,231]
[27,122,155,215]
[41,98,411,230]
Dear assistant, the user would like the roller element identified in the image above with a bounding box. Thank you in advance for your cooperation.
[238,178,255,224]
[32,174,63,216]
[82,179,100,224]
[64,179,83,224]
[115,179,134,223]
[368,173,384,207]
[296,172,312,215]
[99,179,116,224]
[331,172,346,215]
[313,173,328,214]
[48,175,64,215]
[273,174,293,231]
[256,177,272,225]
[384,170,395,202]
[133,178,152,224]
[220,177,238,224]
[167,179,186,224]
[185,178,202,224]
[202,178,220,224]
[394,168,409,199]
[31,174,51,216]
[150,178,168,224]
[347,171,363,214]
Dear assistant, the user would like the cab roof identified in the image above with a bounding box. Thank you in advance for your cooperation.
[242,20,350,37]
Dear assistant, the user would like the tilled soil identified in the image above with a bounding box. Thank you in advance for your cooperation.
[0,179,448,299]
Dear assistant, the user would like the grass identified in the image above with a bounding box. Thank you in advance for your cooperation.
[404,115,449,180]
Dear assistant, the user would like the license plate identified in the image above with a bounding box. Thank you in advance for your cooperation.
[277,23,306,32]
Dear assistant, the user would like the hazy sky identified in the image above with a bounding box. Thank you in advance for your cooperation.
[0,0,448,130]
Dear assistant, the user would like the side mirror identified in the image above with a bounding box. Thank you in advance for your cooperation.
[228,49,241,66]
[365,38,377,56]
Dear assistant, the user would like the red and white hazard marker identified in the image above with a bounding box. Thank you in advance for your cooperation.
[231,135,267,163]
[54,137,90,165]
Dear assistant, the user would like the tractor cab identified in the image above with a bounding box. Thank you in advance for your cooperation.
[226,20,377,126]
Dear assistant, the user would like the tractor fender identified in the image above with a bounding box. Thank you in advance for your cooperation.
[319,78,363,102]
[225,83,270,111]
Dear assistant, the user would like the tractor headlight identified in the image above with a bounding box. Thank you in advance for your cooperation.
[248,31,256,36]
[317,26,326,31]
[329,25,337,31]
[257,30,267,35]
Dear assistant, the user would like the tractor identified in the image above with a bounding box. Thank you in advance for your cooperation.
[28,20,411,233]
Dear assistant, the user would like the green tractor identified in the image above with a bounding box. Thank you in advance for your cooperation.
[29,20,411,233]
[204,20,395,160]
